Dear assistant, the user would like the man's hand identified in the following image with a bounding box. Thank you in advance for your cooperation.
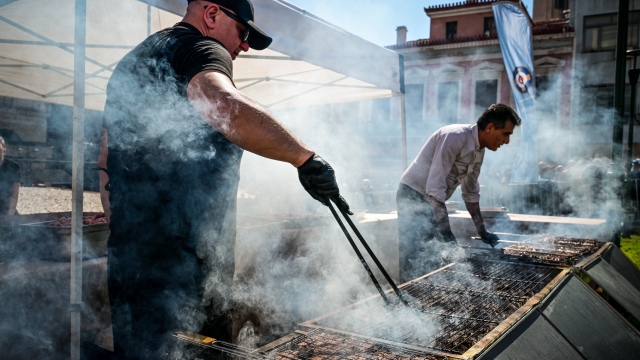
[479,229,499,248]
[439,228,457,244]
[297,154,352,214]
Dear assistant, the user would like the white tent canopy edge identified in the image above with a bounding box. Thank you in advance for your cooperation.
[0,0,405,111]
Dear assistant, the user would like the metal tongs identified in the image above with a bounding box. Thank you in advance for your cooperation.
[327,198,410,308]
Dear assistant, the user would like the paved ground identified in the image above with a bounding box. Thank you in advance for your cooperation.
[16,186,103,215]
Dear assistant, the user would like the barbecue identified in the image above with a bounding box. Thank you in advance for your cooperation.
[501,234,600,266]
[271,329,446,360]
[177,235,639,360]
[46,213,107,227]
[299,259,561,357]
[176,209,625,360]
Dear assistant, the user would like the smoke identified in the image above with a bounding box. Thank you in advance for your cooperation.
[233,54,607,356]
[0,1,631,359]
[233,213,392,344]
[229,43,630,352]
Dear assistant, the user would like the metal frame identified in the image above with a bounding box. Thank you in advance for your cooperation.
[70,1,86,359]
[0,16,120,99]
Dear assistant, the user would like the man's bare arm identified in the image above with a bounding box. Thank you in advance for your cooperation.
[187,70,313,167]
[97,128,111,223]
[8,182,19,216]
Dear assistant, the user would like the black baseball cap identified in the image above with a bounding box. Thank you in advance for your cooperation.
[189,0,272,50]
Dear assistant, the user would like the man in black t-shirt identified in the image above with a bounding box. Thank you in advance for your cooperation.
[98,1,350,359]
[0,136,20,216]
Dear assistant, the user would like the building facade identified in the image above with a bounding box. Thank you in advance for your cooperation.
[389,0,574,168]
[571,0,640,159]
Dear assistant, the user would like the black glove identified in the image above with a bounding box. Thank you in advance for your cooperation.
[297,154,352,214]
[439,228,457,244]
[479,229,500,248]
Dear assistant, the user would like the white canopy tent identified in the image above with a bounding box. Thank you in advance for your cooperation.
[0,0,406,358]
[0,0,404,109]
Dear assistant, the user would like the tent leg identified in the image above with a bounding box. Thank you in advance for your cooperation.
[147,4,151,36]
[71,0,86,359]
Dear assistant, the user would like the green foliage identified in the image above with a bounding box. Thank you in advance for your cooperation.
[621,235,640,268]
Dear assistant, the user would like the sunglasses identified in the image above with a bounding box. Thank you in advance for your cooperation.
[218,7,251,43]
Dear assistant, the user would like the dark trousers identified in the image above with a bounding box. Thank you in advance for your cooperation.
[107,238,233,360]
[106,183,233,360]
[396,184,455,283]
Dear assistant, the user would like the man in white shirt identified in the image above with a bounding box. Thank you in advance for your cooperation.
[397,104,521,283]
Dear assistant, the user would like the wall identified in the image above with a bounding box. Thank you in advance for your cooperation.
[533,0,570,22]
[0,96,50,144]
[430,11,494,40]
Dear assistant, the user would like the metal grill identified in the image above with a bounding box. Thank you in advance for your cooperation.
[269,329,446,360]
[308,260,560,355]
[502,235,600,266]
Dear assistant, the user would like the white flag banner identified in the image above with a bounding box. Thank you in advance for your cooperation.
[493,2,538,183]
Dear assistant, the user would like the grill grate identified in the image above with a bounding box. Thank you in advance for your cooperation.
[269,329,446,360]
[307,260,560,355]
[502,235,600,266]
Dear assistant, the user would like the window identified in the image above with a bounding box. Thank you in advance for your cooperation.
[484,17,496,36]
[446,21,457,40]
[584,12,640,52]
[555,0,568,10]
[437,81,459,123]
[578,86,631,124]
[474,80,498,119]
[578,86,614,125]
[405,84,424,123]
[535,76,559,124]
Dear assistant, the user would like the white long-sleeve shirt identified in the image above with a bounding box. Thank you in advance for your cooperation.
[400,124,484,203]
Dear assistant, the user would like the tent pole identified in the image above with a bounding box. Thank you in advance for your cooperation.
[71,0,86,359]
[147,4,151,36]
[400,93,408,170]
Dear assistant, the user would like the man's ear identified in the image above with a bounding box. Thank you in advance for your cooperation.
[203,4,220,29]
[485,123,495,132]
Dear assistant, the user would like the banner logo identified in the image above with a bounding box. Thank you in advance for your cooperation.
[512,66,532,94]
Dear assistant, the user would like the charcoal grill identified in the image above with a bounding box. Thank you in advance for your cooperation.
[177,237,626,359]
[254,240,640,360]
[252,239,640,360]
[501,234,601,266]
[269,329,446,360]
[298,259,563,357]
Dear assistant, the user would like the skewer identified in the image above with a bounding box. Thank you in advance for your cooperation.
[470,236,522,244]
[173,332,269,359]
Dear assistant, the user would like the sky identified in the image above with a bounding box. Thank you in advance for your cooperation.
[284,0,534,47]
